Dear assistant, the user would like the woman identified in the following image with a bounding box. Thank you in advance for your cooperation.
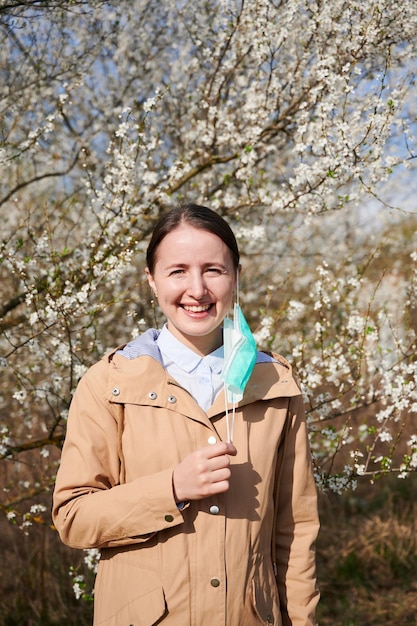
[53,204,319,626]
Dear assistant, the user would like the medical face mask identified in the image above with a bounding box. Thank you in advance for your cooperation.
[222,303,257,405]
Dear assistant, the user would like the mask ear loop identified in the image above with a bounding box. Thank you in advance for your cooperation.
[224,266,241,443]
[225,391,231,442]
[224,390,237,443]
[230,398,236,443]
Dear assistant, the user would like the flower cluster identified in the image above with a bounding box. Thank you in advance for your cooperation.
[0,0,416,567]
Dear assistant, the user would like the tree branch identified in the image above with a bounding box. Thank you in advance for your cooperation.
[0,149,81,208]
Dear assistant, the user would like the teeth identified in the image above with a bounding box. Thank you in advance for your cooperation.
[183,304,211,312]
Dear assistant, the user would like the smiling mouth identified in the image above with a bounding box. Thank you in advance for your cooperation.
[182,304,213,313]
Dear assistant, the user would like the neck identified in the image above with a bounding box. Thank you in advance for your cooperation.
[167,325,222,356]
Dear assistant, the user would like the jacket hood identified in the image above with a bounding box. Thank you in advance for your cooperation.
[116,328,162,362]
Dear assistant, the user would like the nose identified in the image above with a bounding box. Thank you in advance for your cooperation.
[187,271,208,300]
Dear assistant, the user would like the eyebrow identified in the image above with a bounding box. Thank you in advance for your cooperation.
[162,262,230,271]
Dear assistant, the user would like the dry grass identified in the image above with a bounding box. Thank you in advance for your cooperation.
[0,510,92,626]
[317,474,417,625]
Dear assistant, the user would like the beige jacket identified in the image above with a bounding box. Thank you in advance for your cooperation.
[53,330,319,626]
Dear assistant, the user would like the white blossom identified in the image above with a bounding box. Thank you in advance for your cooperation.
[13,390,27,404]
[378,430,393,443]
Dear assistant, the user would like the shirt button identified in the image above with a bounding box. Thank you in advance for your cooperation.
[164,514,174,522]
[207,436,217,445]
[210,577,220,587]
[168,395,177,404]
[112,387,120,396]
[209,505,220,515]
[148,391,157,400]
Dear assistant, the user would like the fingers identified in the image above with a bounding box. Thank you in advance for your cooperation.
[206,441,237,459]
[197,442,237,477]
[172,440,237,503]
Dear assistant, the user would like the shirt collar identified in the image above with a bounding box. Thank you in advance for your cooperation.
[157,324,223,374]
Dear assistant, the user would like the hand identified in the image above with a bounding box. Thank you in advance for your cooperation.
[172,441,237,502]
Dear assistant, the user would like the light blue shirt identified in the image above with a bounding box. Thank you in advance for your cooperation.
[157,325,225,411]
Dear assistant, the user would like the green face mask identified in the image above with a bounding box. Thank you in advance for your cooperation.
[222,303,257,404]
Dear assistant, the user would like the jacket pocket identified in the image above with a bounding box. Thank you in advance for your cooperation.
[250,577,282,626]
[94,560,167,626]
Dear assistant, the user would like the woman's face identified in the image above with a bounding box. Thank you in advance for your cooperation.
[146,223,237,355]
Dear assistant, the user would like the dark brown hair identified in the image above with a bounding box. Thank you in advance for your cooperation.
[146,203,240,274]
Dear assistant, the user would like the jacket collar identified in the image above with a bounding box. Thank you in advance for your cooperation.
[206,357,301,418]
[105,351,214,430]
[106,341,300,422]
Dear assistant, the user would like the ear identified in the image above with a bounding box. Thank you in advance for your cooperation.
[145,267,157,296]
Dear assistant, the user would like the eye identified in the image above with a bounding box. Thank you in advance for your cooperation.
[169,269,185,276]
[206,267,224,275]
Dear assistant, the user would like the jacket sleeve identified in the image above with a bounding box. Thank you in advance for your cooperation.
[52,361,185,550]
[274,393,320,626]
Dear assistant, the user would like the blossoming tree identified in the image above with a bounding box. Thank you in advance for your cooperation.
[1,0,416,604]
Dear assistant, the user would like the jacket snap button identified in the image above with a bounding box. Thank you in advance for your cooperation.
[164,514,174,522]
[168,395,177,404]
[148,391,157,400]
[210,577,220,587]
[207,436,217,445]
[209,505,220,515]
[112,387,120,396]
